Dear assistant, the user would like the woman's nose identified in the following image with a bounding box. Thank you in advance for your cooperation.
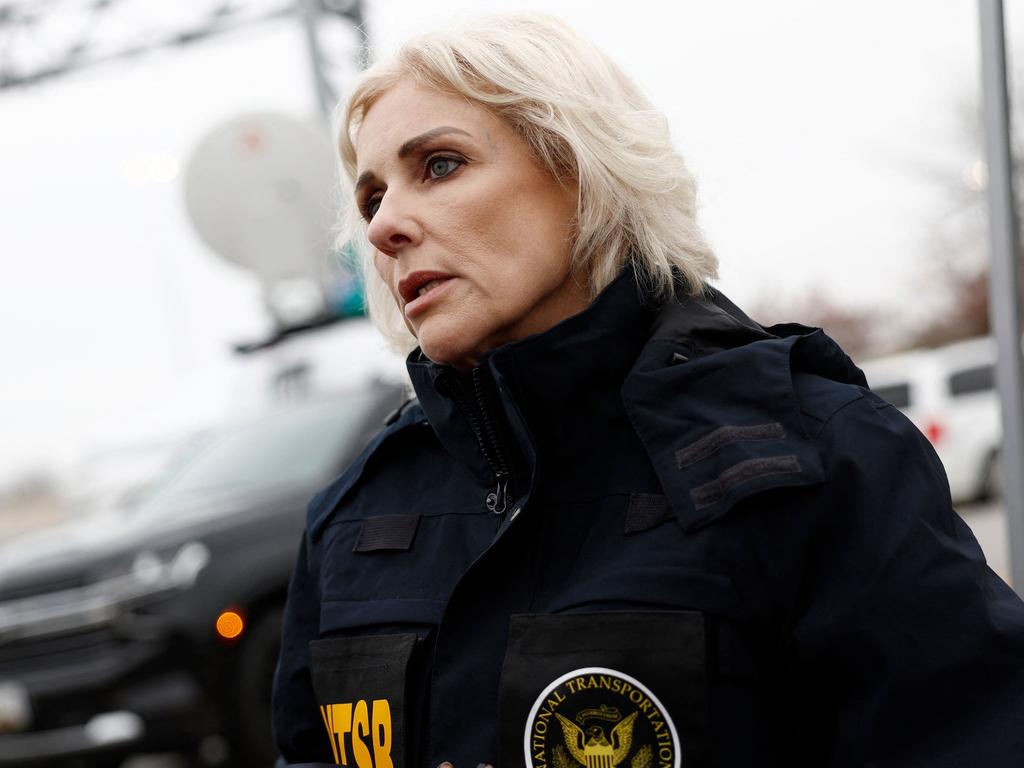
[365,192,422,256]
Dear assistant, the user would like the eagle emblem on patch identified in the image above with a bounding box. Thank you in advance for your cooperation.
[524,667,680,768]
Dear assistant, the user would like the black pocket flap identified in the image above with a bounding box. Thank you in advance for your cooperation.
[320,598,445,634]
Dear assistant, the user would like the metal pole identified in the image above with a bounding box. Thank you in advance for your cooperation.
[978,0,1024,590]
[300,0,336,128]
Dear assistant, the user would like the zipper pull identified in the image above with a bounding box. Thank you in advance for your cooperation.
[486,472,509,515]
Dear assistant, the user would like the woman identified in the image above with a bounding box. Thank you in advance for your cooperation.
[273,14,1024,768]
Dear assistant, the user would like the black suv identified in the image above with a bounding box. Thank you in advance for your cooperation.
[0,382,405,767]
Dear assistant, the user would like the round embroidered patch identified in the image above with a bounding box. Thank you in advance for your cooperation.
[524,666,680,768]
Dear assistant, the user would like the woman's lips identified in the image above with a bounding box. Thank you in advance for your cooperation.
[398,271,454,303]
[402,275,455,319]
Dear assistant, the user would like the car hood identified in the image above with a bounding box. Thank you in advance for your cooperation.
[0,483,313,598]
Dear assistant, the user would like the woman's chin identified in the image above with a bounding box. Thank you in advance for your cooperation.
[416,330,479,371]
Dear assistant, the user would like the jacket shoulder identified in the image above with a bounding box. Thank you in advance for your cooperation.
[810,383,950,496]
[305,399,429,540]
[790,370,873,436]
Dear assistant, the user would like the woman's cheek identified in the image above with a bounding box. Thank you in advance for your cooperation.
[373,254,400,306]
[372,252,392,281]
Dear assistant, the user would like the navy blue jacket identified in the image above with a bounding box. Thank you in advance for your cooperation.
[273,269,1024,768]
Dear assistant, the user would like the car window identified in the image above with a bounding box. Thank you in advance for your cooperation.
[949,364,994,397]
[133,391,378,514]
[871,382,911,409]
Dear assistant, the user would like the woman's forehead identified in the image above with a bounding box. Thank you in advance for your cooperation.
[354,80,500,163]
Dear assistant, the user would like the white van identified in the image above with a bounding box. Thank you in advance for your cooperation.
[859,337,1000,504]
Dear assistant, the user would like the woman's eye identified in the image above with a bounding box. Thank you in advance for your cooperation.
[363,195,382,221]
[426,156,460,179]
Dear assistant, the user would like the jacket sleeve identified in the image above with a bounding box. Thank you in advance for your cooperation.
[272,533,335,765]
[791,396,1024,767]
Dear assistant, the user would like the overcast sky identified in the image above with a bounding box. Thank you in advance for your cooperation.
[0,0,1020,485]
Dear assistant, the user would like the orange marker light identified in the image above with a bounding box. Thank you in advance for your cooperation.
[216,610,245,640]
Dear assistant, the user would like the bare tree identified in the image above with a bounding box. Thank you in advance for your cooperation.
[906,70,1024,349]
[751,289,880,361]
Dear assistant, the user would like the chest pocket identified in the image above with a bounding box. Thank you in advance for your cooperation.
[308,464,492,766]
[310,632,419,768]
[499,611,709,768]
[310,591,448,768]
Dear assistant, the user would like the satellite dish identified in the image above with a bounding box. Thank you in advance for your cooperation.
[183,112,340,300]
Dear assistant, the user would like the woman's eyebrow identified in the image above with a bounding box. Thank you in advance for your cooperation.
[355,171,378,195]
[355,126,472,193]
[397,126,471,158]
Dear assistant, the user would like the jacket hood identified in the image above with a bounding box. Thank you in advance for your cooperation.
[625,278,867,532]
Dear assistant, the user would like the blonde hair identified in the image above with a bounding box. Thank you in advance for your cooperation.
[337,13,718,351]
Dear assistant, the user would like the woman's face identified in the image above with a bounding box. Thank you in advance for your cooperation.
[354,79,590,369]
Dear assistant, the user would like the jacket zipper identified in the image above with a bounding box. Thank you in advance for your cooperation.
[438,368,512,514]
[472,366,512,515]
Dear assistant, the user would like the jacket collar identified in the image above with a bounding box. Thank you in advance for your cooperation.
[406,267,657,484]
[406,265,864,525]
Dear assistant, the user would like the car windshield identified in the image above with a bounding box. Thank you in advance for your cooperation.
[132,391,378,515]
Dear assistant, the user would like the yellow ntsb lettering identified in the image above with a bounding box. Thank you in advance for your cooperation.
[320,698,393,768]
